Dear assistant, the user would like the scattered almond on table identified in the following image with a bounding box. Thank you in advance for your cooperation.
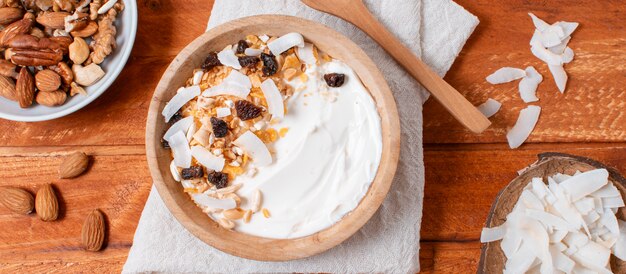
[81,208,106,252]
[0,186,34,215]
[35,183,59,221]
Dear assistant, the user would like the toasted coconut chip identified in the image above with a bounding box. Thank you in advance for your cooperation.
[486,67,526,84]
[260,79,285,119]
[162,86,201,122]
[169,131,192,168]
[192,128,211,147]
[506,105,541,149]
[186,122,196,142]
[217,46,242,70]
[267,32,305,56]
[191,145,225,172]
[561,47,574,64]
[233,131,272,166]
[170,161,182,182]
[477,98,502,118]
[259,34,270,43]
[296,43,317,65]
[191,194,236,210]
[548,64,568,93]
[216,107,231,118]
[163,116,194,141]
[192,70,203,86]
[529,13,550,31]
[202,70,252,99]
[518,66,543,103]
[244,48,263,56]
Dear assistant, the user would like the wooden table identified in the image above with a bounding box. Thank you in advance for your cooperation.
[0,0,623,272]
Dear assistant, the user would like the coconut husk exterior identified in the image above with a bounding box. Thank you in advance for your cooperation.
[478,152,626,274]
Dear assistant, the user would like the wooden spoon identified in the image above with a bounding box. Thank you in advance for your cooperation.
[478,153,626,273]
[301,0,491,133]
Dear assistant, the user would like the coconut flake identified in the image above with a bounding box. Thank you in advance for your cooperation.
[190,146,225,172]
[507,105,541,149]
[244,48,263,56]
[163,116,194,141]
[162,86,201,122]
[481,226,506,243]
[296,43,317,65]
[548,36,571,54]
[258,34,270,43]
[561,47,575,64]
[186,121,196,142]
[192,70,204,86]
[202,70,252,99]
[191,194,236,210]
[486,67,526,84]
[477,98,502,118]
[170,161,182,182]
[539,25,566,47]
[555,21,579,38]
[217,46,242,69]
[529,13,550,31]
[561,169,609,202]
[267,32,305,56]
[216,107,231,118]
[192,127,211,147]
[260,79,285,119]
[233,131,272,166]
[531,40,564,65]
[518,66,543,103]
[168,131,192,168]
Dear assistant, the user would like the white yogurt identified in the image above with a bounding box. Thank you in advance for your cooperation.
[218,60,383,239]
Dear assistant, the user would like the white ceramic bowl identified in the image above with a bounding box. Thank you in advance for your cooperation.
[0,0,138,122]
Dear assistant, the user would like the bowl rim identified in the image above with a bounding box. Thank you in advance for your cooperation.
[146,14,401,261]
[0,0,138,122]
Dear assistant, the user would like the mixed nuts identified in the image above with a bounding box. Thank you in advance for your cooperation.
[0,0,124,108]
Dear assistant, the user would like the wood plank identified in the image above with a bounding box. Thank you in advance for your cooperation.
[0,153,151,273]
[419,241,481,274]
[424,0,626,144]
[421,143,626,242]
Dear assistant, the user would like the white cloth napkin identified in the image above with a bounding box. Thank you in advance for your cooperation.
[123,0,478,272]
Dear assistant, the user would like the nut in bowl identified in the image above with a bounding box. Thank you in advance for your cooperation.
[146,15,400,261]
[0,0,138,122]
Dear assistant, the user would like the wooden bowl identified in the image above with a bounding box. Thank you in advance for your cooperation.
[145,15,400,261]
[478,152,626,273]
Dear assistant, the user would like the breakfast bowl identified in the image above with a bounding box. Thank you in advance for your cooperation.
[146,15,400,261]
[0,0,138,122]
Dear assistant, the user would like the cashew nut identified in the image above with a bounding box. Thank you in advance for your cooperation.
[69,36,89,64]
[72,63,104,86]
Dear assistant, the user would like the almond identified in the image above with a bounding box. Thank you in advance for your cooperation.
[0,75,17,101]
[0,7,24,25]
[35,183,59,221]
[0,186,34,215]
[15,66,34,108]
[58,151,89,178]
[81,209,105,251]
[70,20,97,38]
[35,11,70,29]
[35,69,61,92]
[36,90,66,106]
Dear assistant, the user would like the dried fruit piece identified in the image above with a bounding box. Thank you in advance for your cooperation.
[235,100,262,121]
[35,183,59,221]
[260,52,278,76]
[81,209,105,251]
[15,66,34,108]
[0,186,34,215]
[201,52,221,70]
[59,151,89,178]
[168,111,183,125]
[207,171,228,189]
[210,117,228,138]
[181,166,203,180]
[323,73,345,87]
[238,56,259,68]
[35,69,61,92]
[235,40,249,54]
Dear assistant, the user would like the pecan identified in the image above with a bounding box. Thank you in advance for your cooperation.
[16,67,35,108]
[6,34,65,66]
[0,15,34,47]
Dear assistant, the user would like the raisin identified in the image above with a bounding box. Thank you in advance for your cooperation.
[201,52,221,70]
[169,111,183,125]
[260,52,278,76]
[238,56,260,68]
[210,117,229,138]
[323,73,346,87]
[207,171,228,189]
[181,166,204,180]
[235,40,249,54]
[235,100,263,121]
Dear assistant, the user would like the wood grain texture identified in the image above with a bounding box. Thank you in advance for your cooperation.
[301,0,491,134]
[146,15,400,261]
[0,0,624,272]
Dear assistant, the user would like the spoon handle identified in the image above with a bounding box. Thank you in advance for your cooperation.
[340,3,491,133]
